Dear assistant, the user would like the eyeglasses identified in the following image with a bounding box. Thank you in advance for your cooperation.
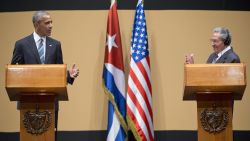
[210,38,223,44]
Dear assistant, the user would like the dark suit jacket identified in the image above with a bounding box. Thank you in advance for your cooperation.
[11,34,74,111]
[11,34,74,84]
[206,48,240,64]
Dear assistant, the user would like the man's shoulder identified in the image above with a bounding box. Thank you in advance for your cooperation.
[15,34,33,44]
[227,49,240,59]
[46,36,60,44]
[224,48,240,63]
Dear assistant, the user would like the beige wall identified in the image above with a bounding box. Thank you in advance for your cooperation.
[0,10,249,132]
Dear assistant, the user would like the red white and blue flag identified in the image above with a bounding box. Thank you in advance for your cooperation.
[126,0,154,141]
[102,0,127,141]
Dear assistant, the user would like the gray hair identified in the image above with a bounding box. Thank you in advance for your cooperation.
[213,27,231,46]
[32,11,50,23]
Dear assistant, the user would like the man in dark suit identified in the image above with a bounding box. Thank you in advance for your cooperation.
[185,27,240,64]
[185,27,240,118]
[206,27,240,63]
[11,11,79,140]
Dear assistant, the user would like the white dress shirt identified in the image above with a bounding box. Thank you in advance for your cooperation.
[214,46,231,62]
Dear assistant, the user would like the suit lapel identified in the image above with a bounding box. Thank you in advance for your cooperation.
[27,34,41,64]
[208,53,217,63]
[216,49,232,63]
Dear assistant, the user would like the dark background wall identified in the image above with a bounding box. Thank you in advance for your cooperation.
[0,0,250,11]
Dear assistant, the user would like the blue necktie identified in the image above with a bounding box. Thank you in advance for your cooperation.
[38,38,45,64]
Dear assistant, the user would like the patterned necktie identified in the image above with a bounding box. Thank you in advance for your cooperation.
[38,38,45,64]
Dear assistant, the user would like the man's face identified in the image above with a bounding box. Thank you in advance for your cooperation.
[210,32,225,54]
[34,14,53,36]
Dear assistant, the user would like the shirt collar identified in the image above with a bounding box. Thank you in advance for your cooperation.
[33,31,46,43]
[217,46,231,58]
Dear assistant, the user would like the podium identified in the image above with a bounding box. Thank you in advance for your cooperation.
[183,63,246,141]
[5,64,68,141]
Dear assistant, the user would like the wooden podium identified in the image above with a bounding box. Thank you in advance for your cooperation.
[5,64,68,141]
[183,63,246,141]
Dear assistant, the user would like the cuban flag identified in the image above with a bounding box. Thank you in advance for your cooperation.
[102,0,127,141]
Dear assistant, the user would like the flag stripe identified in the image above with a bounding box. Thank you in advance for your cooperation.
[103,66,126,117]
[128,69,153,119]
[105,63,125,98]
[127,87,154,140]
[127,98,149,141]
[127,108,147,140]
[128,77,153,131]
[107,102,122,141]
[137,59,152,94]
[146,56,151,69]
[141,57,151,82]
[130,59,152,106]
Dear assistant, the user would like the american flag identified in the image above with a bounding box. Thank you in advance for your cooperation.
[102,0,127,141]
[127,0,154,141]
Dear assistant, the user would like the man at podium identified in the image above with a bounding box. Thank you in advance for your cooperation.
[10,10,79,140]
[11,10,79,80]
[185,27,240,64]
[183,27,246,141]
